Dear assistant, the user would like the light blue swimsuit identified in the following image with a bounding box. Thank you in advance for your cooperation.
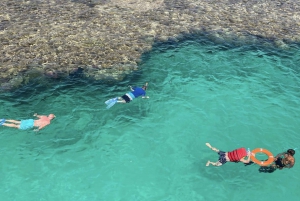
[20,119,34,130]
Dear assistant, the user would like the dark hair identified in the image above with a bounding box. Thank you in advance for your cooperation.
[287,149,295,156]
[142,85,147,90]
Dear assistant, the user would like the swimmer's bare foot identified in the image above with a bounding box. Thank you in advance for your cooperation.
[206,161,211,166]
[205,143,212,148]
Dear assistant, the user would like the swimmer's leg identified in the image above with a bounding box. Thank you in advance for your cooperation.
[206,143,220,153]
[5,119,21,124]
[206,160,222,167]
[117,97,126,103]
[2,123,20,129]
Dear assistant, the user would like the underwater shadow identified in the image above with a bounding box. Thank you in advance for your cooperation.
[258,166,277,173]
[244,161,277,173]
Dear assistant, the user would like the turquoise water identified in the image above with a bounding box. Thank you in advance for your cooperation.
[1,37,300,201]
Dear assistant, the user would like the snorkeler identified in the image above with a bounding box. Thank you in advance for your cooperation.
[105,82,149,109]
[205,143,251,166]
[257,149,295,173]
[272,149,295,169]
[0,113,56,131]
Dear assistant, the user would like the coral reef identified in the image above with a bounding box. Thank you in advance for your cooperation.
[1,0,300,89]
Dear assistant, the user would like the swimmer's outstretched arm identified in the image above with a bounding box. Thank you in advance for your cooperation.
[240,151,251,163]
[142,82,149,98]
[287,160,294,168]
[34,113,42,118]
[34,113,48,119]
[128,86,134,91]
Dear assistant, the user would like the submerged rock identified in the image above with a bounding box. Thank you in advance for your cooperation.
[0,0,300,89]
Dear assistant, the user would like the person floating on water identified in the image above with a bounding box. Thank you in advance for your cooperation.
[0,113,55,131]
[205,142,251,166]
[258,149,295,173]
[272,149,295,169]
[105,82,149,109]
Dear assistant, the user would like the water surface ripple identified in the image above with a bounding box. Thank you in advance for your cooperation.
[0,38,299,201]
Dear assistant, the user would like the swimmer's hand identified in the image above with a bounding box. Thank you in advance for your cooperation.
[128,86,133,91]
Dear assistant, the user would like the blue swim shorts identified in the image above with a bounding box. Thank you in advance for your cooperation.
[20,119,34,130]
[218,151,227,165]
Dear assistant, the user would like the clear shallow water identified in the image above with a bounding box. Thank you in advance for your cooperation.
[1,37,300,201]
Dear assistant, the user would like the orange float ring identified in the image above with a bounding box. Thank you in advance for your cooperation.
[250,148,274,166]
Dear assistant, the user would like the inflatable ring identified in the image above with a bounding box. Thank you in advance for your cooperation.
[250,148,274,166]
